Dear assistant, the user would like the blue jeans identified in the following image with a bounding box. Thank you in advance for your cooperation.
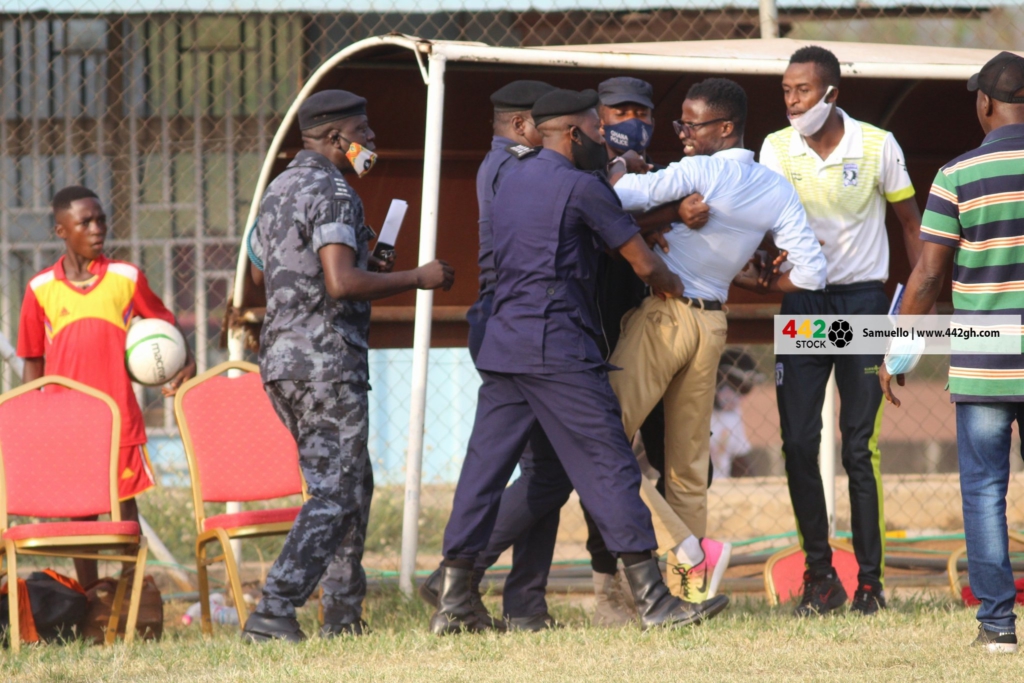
[957,401,1024,633]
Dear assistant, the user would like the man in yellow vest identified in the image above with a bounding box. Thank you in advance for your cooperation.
[760,45,923,617]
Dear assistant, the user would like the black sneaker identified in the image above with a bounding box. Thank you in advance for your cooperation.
[850,583,886,615]
[972,625,1018,654]
[793,569,847,617]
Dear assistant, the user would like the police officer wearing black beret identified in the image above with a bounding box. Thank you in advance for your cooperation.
[244,89,454,641]
[429,89,729,633]
[419,80,580,631]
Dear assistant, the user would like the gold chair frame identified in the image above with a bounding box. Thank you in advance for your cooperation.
[0,376,148,652]
[175,360,306,635]
[947,531,1024,599]
[763,538,856,606]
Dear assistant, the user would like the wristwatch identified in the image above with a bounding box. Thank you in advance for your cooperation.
[608,156,627,174]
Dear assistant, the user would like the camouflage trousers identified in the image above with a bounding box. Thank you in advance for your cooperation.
[256,381,373,623]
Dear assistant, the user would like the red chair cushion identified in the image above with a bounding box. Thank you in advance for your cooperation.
[3,521,140,541]
[181,373,302,502]
[770,546,860,604]
[202,506,300,532]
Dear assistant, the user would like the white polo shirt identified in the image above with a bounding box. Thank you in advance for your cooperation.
[759,109,914,286]
[615,147,827,303]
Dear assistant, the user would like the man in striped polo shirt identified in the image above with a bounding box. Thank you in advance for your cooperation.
[880,51,1024,653]
[761,45,923,616]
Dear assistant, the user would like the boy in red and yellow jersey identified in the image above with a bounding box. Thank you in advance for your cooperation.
[16,185,196,586]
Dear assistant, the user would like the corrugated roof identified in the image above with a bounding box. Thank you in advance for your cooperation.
[1,0,1014,14]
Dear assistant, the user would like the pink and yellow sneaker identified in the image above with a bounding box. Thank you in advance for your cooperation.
[668,538,733,602]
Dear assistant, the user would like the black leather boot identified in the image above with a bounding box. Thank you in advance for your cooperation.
[419,567,442,608]
[424,564,506,632]
[429,564,501,635]
[623,558,730,629]
[319,608,370,638]
[508,612,557,632]
[241,613,307,643]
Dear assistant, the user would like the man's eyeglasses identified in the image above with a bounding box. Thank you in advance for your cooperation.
[672,117,731,137]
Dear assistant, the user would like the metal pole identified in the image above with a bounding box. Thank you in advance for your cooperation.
[226,329,245,560]
[759,0,779,39]
[820,369,837,537]
[399,52,446,598]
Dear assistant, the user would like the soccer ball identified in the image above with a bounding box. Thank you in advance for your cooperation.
[828,320,853,349]
[125,318,187,386]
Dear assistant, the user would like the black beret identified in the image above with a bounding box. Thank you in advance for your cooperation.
[531,88,600,126]
[490,80,556,112]
[298,90,367,131]
[598,76,655,109]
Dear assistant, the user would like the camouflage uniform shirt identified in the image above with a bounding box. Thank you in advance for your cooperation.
[248,150,374,386]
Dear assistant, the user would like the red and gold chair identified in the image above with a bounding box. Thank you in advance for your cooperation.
[0,376,148,652]
[764,538,859,607]
[174,360,304,634]
[947,531,1024,600]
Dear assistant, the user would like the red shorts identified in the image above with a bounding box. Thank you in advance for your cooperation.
[119,444,155,501]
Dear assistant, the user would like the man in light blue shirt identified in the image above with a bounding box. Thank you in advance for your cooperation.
[609,78,826,602]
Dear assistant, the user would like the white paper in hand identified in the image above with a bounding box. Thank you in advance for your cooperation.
[378,199,408,247]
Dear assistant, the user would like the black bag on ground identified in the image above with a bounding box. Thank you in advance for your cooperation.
[0,571,89,643]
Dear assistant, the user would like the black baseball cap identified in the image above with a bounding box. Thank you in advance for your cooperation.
[967,51,1024,104]
[598,77,655,109]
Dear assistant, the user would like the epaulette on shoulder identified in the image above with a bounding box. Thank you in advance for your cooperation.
[506,144,540,160]
[332,176,352,199]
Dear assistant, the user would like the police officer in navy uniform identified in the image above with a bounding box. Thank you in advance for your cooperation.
[420,81,578,631]
[429,88,730,634]
[244,90,454,642]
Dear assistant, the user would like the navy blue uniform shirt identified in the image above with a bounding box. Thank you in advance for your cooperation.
[476,135,530,298]
[477,148,640,374]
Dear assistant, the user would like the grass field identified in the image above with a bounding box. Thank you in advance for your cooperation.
[3,589,1024,682]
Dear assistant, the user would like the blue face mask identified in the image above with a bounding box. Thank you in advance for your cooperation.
[604,119,654,155]
[884,337,926,376]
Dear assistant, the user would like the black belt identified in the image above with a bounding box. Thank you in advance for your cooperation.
[681,296,723,311]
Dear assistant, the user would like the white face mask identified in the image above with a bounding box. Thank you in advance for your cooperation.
[344,140,378,178]
[788,85,835,137]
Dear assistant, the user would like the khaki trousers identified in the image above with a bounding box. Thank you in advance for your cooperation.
[609,296,728,546]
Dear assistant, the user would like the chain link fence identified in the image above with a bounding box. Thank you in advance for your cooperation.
[2,3,1023,591]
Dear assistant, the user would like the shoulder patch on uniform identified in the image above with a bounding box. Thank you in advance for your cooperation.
[29,270,55,291]
[506,144,540,160]
[107,262,139,282]
[326,198,354,224]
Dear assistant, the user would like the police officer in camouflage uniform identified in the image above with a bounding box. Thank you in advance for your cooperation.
[243,90,454,642]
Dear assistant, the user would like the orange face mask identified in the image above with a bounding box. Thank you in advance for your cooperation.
[345,141,378,178]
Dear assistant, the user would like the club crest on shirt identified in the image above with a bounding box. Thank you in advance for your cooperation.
[843,163,859,187]
[775,362,784,386]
